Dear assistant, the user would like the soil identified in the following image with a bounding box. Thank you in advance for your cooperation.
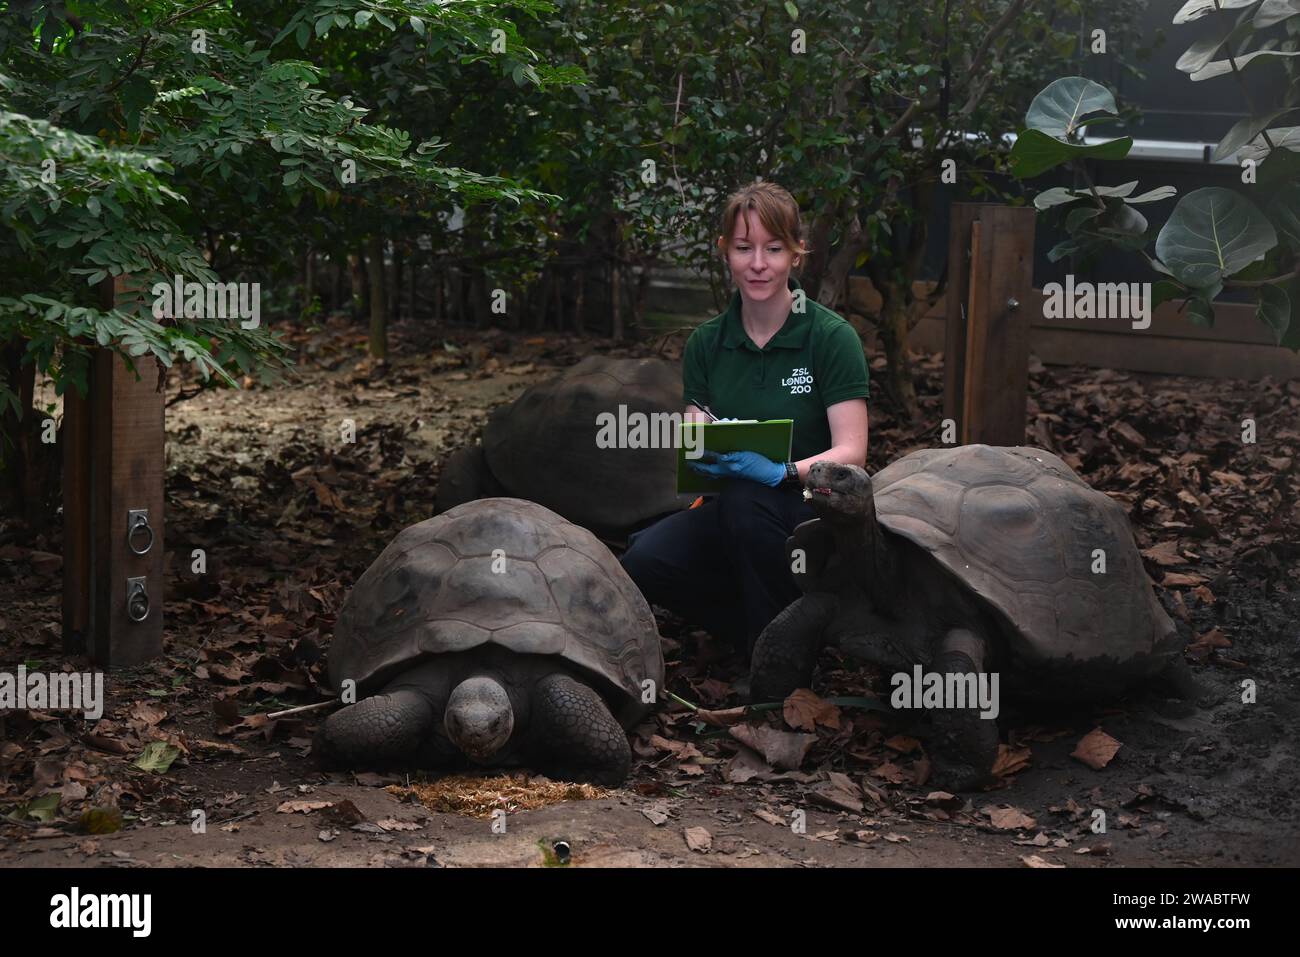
[1,316,1296,868]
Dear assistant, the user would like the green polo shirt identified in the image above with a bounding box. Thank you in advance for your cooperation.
[683,276,869,463]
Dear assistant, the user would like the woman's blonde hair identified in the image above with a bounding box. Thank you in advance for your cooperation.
[717,181,811,268]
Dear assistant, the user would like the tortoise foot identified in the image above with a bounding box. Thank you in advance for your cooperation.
[925,643,1000,792]
[314,690,434,770]
[530,674,631,786]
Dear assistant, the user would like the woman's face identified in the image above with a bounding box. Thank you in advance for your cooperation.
[719,210,802,306]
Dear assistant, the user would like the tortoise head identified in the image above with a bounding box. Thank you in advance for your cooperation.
[445,675,515,760]
[804,461,875,525]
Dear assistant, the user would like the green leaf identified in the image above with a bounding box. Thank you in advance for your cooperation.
[295,22,309,48]
[1216,109,1300,161]
[1098,201,1149,240]
[1174,0,1259,25]
[1150,280,1186,310]
[1088,181,1140,198]
[1127,186,1178,204]
[784,1,800,19]
[1024,77,1119,138]
[1009,129,1133,179]
[1242,126,1300,163]
[134,741,180,774]
[1047,235,1102,262]
[1192,50,1300,82]
[8,793,60,823]
[1271,185,1300,247]
[1156,188,1277,287]
[1256,0,1300,29]
[1065,205,1104,232]
[1257,284,1291,344]
[79,806,124,834]
[1186,297,1215,327]
[1033,187,1083,210]
[1177,22,1236,74]
[86,196,101,217]
[355,11,372,26]
[409,16,425,36]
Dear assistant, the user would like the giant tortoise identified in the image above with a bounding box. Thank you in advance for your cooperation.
[314,498,664,784]
[750,445,1197,790]
[435,356,686,537]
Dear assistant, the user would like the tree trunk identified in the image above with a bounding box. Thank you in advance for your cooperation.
[365,236,388,361]
[330,254,343,314]
[302,247,315,314]
[819,213,867,313]
[408,248,419,320]
[573,268,585,334]
[610,261,624,340]
[533,273,550,331]
[390,243,404,323]
[631,263,650,336]
[348,252,366,322]
[876,283,918,420]
[0,339,55,535]
[551,269,564,331]
[802,196,845,302]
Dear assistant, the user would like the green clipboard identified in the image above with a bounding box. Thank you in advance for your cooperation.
[676,419,794,494]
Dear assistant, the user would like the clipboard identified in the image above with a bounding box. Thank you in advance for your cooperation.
[675,419,794,493]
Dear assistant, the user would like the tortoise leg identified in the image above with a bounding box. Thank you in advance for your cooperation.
[1155,653,1205,701]
[749,592,838,702]
[926,628,1000,792]
[528,674,631,786]
[313,690,437,770]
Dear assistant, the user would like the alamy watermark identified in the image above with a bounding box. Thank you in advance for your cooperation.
[49,887,151,937]
[1042,275,1151,330]
[594,405,706,458]
[0,665,104,719]
[890,665,1000,719]
[151,275,261,328]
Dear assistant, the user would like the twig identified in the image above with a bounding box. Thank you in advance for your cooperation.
[265,699,339,720]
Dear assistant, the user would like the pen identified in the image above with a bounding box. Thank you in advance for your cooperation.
[699,404,718,422]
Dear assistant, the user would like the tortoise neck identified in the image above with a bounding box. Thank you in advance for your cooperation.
[828,504,898,610]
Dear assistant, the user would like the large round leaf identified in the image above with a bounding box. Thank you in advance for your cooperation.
[1009,129,1132,179]
[1155,188,1277,287]
[1024,77,1118,138]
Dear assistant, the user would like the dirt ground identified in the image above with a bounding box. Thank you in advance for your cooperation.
[1,315,1297,868]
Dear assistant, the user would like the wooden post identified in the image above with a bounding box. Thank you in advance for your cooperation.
[62,276,165,667]
[61,376,91,655]
[944,204,1035,447]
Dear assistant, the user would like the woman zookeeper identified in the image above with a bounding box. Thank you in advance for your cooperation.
[620,181,870,658]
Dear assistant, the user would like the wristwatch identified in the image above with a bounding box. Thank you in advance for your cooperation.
[783,461,801,487]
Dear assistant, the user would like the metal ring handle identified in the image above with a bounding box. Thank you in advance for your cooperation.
[128,512,154,555]
[127,580,150,622]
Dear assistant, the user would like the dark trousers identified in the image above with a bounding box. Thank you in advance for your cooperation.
[620,480,814,654]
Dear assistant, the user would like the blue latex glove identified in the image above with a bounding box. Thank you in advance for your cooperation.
[688,449,786,487]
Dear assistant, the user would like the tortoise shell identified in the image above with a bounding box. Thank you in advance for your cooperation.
[482,356,685,533]
[871,445,1178,671]
[328,498,664,726]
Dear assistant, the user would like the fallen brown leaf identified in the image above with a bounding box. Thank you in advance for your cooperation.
[684,826,712,852]
[728,724,816,771]
[1071,727,1122,770]
[782,689,842,732]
